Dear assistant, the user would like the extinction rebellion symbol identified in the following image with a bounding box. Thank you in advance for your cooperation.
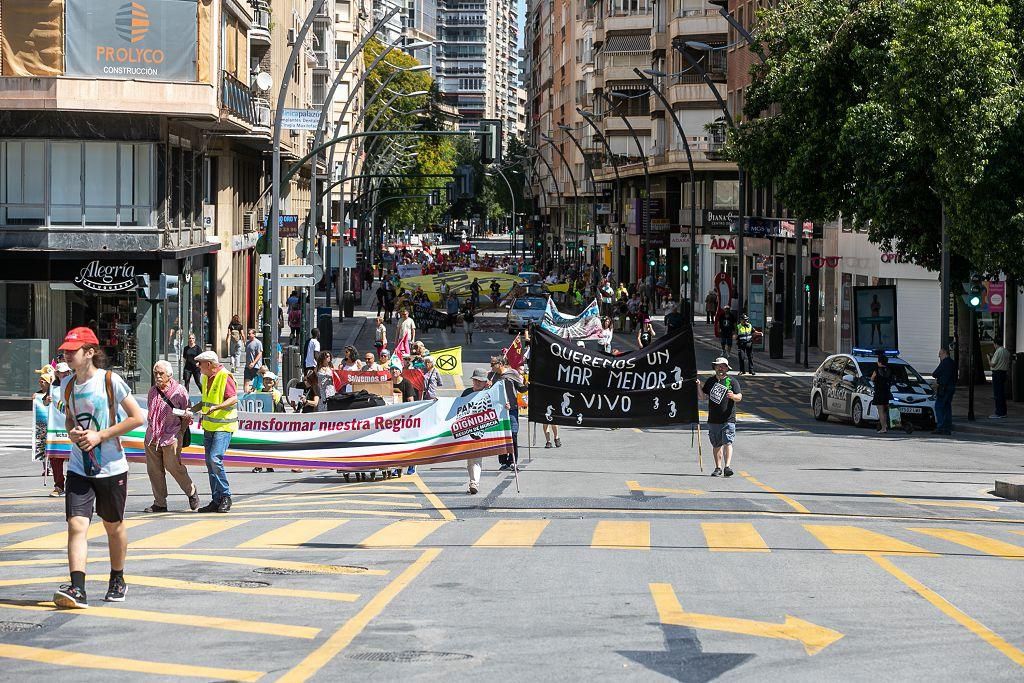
[436,354,458,372]
[74,261,137,293]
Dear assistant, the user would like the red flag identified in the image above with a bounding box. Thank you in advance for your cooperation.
[504,333,525,369]
[391,332,411,370]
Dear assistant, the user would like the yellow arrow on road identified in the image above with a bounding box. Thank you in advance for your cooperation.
[649,583,844,656]
[627,481,705,496]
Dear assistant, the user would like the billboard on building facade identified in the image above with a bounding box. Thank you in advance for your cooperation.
[65,0,198,82]
[852,285,898,351]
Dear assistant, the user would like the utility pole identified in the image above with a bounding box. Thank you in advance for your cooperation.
[794,215,803,365]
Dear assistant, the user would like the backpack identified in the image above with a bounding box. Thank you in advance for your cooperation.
[63,370,123,454]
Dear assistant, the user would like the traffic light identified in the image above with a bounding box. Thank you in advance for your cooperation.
[157,274,178,301]
[134,275,152,300]
[803,275,812,293]
[455,165,475,198]
[445,181,456,203]
[478,119,502,164]
[962,279,984,311]
[648,258,656,268]
[681,257,689,273]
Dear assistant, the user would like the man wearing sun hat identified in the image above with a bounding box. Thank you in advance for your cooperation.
[191,350,238,513]
[695,356,743,477]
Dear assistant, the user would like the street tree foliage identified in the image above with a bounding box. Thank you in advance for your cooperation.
[733,0,1024,280]
[448,135,529,229]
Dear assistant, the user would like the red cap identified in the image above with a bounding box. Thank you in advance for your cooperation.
[58,327,100,351]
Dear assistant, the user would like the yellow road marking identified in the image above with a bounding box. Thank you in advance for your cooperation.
[279,548,441,683]
[650,583,843,656]
[701,522,770,552]
[357,520,447,548]
[237,519,348,549]
[0,575,359,603]
[409,474,456,521]
[760,406,798,421]
[0,599,320,639]
[591,521,650,550]
[627,480,705,496]
[870,555,1024,667]
[0,522,48,537]
[126,553,388,575]
[631,428,643,433]
[473,520,549,548]
[309,483,415,495]
[235,497,423,509]
[739,471,810,514]
[869,491,1000,512]
[0,498,62,506]
[4,520,149,551]
[0,643,263,681]
[224,508,434,518]
[908,528,1024,559]
[131,520,248,549]
[804,525,937,557]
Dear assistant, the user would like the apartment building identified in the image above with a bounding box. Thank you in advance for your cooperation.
[436,0,519,138]
[0,0,325,397]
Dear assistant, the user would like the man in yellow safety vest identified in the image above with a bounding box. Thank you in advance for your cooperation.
[191,351,238,512]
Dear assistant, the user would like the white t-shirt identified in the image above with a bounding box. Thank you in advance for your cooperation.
[60,370,131,478]
[399,317,416,340]
[304,338,320,367]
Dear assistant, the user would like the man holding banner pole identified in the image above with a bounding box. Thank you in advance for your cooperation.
[460,369,492,494]
[695,357,743,478]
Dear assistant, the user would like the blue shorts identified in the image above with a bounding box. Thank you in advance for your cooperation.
[707,422,736,448]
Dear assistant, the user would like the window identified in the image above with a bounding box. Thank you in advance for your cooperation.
[336,40,349,60]
[713,179,739,209]
[1,140,153,227]
[337,0,351,22]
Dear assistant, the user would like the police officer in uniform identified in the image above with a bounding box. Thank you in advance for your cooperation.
[735,314,755,375]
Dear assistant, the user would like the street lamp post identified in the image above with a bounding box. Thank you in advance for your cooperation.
[597,90,652,293]
[538,138,580,275]
[635,68,698,314]
[558,124,600,273]
[531,151,561,266]
[577,108,624,280]
[486,169,517,259]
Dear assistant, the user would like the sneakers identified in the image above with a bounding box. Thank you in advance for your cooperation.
[711,467,723,477]
[187,487,200,512]
[105,576,127,602]
[53,584,88,609]
[723,466,734,477]
[554,438,562,448]
[143,504,168,513]
[217,496,232,513]
[545,441,553,449]
[406,466,416,475]
[197,501,219,513]
[49,487,64,498]
[498,463,511,471]
[468,484,479,495]
[989,414,1007,419]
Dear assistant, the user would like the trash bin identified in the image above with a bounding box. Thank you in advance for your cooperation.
[317,308,333,352]
[343,290,355,318]
[1014,352,1024,402]
[282,345,302,387]
[679,298,692,321]
[769,321,784,359]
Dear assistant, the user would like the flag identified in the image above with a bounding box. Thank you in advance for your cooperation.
[391,332,410,370]
[503,334,525,370]
[432,346,463,376]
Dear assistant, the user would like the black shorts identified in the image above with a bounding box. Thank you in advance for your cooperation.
[65,471,128,523]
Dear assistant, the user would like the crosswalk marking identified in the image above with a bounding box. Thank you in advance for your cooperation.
[0,523,48,538]
[908,528,1024,559]
[0,599,321,639]
[759,406,799,421]
[233,497,424,510]
[591,521,650,550]
[804,525,937,557]
[473,520,549,548]
[238,519,348,549]
[4,520,149,551]
[357,520,447,548]
[701,522,770,552]
[131,520,248,549]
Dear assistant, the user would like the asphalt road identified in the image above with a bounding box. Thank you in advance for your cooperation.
[0,237,1021,680]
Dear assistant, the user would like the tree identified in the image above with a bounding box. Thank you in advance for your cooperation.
[733,0,1024,280]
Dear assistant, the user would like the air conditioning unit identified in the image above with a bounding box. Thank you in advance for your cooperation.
[243,211,257,233]
[287,28,297,45]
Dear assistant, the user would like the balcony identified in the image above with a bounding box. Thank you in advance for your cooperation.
[603,12,653,32]
[220,70,256,127]
[313,50,331,70]
[251,3,272,47]
[667,82,719,106]
[253,97,271,132]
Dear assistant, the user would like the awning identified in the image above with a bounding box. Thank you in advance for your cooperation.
[603,33,650,54]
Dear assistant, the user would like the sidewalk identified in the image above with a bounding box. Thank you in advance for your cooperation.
[689,316,1024,440]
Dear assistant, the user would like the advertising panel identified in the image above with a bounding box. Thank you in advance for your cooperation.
[853,285,898,350]
[66,0,198,81]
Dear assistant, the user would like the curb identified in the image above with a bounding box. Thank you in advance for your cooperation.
[994,479,1024,502]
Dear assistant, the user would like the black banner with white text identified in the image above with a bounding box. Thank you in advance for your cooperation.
[528,326,698,427]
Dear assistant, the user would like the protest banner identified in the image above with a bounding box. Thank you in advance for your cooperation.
[399,271,524,303]
[528,326,698,428]
[45,385,513,471]
[432,346,463,376]
[541,298,604,340]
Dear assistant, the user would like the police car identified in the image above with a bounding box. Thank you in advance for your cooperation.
[809,349,936,429]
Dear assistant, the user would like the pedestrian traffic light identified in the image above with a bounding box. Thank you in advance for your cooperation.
[681,257,689,273]
[803,276,812,293]
[648,258,656,267]
[134,275,152,300]
[157,274,178,301]
[455,165,474,198]
[478,119,502,164]
[962,280,984,311]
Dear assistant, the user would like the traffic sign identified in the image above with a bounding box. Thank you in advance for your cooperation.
[280,275,315,287]
[280,264,314,277]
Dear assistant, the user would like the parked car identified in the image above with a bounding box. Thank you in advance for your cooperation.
[506,295,547,334]
[809,350,936,430]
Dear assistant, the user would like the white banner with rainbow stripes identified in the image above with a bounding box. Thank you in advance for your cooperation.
[45,384,513,471]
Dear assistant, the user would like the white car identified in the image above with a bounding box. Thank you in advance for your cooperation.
[809,350,937,430]
[507,295,547,334]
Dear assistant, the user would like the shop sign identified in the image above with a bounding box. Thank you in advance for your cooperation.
[651,218,672,232]
[709,236,736,253]
[281,109,322,131]
[704,209,738,230]
[73,260,137,293]
[987,281,1006,313]
[279,215,299,238]
[65,0,199,82]
[595,203,611,215]
[879,252,910,264]
[670,233,692,248]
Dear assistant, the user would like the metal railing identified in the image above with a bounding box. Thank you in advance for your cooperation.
[253,3,271,31]
[220,70,256,125]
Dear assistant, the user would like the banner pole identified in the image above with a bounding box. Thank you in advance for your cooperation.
[696,421,704,472]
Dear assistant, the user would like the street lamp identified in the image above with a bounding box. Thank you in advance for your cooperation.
[577,107,623,279]
[540,133,582,274]
[486,169,517,257]
[558,123,600,272]
[636,67,698,311]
